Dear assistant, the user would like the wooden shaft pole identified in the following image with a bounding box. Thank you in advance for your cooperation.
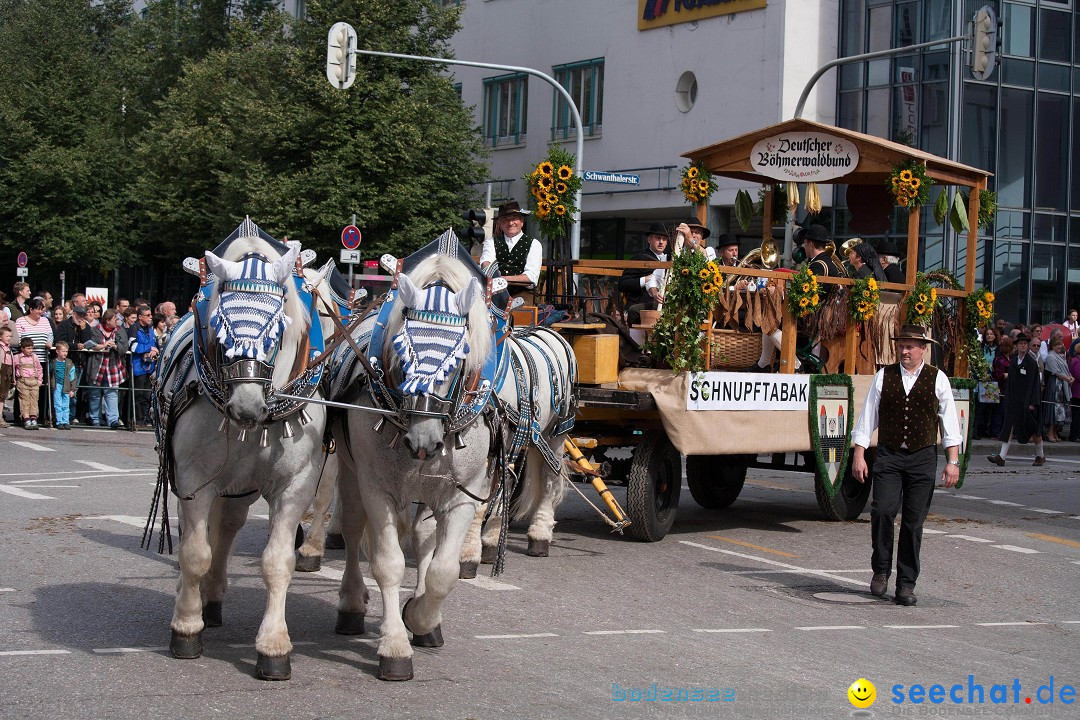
[780,280,797,374]
[844,322,859,374]
[905,204,920,286]
[965,186,980,293]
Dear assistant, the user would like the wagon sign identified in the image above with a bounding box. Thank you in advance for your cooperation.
[808,376,854,497]
[750,131,859,182]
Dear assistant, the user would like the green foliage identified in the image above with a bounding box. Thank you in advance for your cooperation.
[523,146,582,241]
[647,250,722,372]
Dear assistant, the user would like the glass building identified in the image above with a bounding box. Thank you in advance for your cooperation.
[836,0,1079,324]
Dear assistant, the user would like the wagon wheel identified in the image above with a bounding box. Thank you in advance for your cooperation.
[625,431,681,542]
[685,454,750,509]
[815,448,874,521]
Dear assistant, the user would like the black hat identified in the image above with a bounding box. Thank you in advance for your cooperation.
[802,224,830,247]
[714,233,739,249]
[683,218,711,240]
[645,221,669,238]
[495,200,530,217]
[892,324,938,345]
[878,240,901,257]
[1015,333,1031,344]
[72,306,87,316]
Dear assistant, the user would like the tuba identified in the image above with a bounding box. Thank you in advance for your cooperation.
[824,240,851,278]
[737,238,779,270]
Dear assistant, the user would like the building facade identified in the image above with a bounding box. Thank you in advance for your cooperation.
[448,0,1080,324]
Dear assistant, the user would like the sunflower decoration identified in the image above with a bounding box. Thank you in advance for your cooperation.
[888,161,933,210]
[680,161,717,205]
[965,287,995,328]
[786,266,820,319]
[524,146,582,239]
[904,272,939,327]
[647,244,725,372]
[849,275,880,323]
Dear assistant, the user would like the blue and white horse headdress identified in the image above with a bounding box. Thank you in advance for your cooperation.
[392,273,481,396]
[204,245,298,362]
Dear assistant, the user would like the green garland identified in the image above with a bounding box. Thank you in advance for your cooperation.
[647,250,722,372]
[808,374,855,499]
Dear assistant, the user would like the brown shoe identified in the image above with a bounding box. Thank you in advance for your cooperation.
[987,454,1005,466]
[1033,456,1046,466]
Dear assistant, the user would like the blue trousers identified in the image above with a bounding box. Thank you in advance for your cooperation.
[53,385,71,426]
[88,385,119,426]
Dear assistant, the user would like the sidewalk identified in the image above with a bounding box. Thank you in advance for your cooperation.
[970,438,1080,457]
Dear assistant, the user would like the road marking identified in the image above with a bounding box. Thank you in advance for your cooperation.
[681,540,866,588]
[987,500,1024,507]
[228,642,315,648]
[583,629,666,635]
[460,576,521,591]
[93,646,169,654]
[921,529,947,535]
[22,485,79,489]
[0,468,157,477]
[884,625,959,629]
[0,649,70,656]
[706,535,800,558]
[953,494,986,500]
[10,472,155,485]
[991,544,1041,554]
[0,485,55,500]
[0,588,14,593]
[85,515,177,531]
[795,625,865,631]
[1045,458,1080,464]
[975,622,1045,627]
[75,461,126,472]
[1029,509,1064,515]
[945,534,994,542]
[8,441,55,452]
[692,628,772,634]
[1026,533,1080,549]
[724,569,869,575]
[310,566,379,589]
[475,633,559,640]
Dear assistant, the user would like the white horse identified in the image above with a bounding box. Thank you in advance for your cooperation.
[157,235,334,681]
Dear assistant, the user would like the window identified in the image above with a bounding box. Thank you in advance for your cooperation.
[552,58,604,140]
[482,73,527,148]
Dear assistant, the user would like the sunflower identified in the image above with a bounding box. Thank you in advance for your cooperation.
[538,201,551,214]
[687,166,699,179]
[557,165,572,180]
[976,300,985,309]
[898,196,910,207]
[538,161,554,177]
[986,292,995,302]
[799,297,810,308]
[910,178,921,190]
[532,187,543,199]
[713,273,723,286]
[900,169,913,182]
[538,176,554,190]
[919,294,927,302]
[707,261,719,273]
[858,302,869,313]
[555,182,568,194]
[555,204,566,216]
[546,193,559,204]
[681,268,690,276]
[811,295,819,307]
[802,283,810,292]
[914,302,926,314]
[702,282,715,295]
[930,288,937,301]
[868,278,878,290]
[699,268,710,279]
[697,180,708,192]
[863,290,871,298]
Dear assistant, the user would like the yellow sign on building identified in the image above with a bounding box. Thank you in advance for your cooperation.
[638,0,767,31]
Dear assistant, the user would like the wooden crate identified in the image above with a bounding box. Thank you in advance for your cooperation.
[573,334,619,384]
[510,306,539,327]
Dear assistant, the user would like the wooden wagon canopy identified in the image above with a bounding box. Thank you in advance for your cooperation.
[683,118,991,190]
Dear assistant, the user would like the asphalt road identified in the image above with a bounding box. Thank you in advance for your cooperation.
[2,426,1078,719]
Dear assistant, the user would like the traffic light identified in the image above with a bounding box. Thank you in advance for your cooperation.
[326,22,357,90]
[460,208,493,245]
[971,5,999,81]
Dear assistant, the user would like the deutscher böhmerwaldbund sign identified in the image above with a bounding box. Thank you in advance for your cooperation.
[687,372,810,411]
[750,132,859,182]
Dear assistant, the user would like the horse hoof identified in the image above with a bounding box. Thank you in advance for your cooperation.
[202,601,223,628]
[411,624,444,648]
[459,561,478,579]
[335,611,366,635]
[480,545,498,564]
[255,652,292,681]
[526,538,550,557]
[378,655,413,681]
[294,554,321,573]
[170,630,203,659]
[325,532,346,550]
[294,525,305,550]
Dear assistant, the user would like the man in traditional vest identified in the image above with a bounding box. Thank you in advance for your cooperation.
[479,200,543,303]
[851,324,961,606]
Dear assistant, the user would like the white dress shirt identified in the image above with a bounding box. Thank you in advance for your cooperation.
[852,362,962,449]
[479,232,543,287]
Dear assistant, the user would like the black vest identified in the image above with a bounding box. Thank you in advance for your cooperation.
[878,363,940,451]
[494,235,532,276]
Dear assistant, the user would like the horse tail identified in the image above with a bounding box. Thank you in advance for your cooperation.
[511,441,569,522]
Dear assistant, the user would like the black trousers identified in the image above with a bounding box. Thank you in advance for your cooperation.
[870,445,937,589]
[133,373,152,424]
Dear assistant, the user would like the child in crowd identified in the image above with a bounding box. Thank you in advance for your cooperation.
[14,337,43,430]
[51,340,77,429]
[0,326,13,427]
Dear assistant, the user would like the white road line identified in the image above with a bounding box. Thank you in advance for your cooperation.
[987,500,1024,507]
[945,535,995,543]
[10,472,156,485]
[8,441,55,452]
[228,642,315,648]
[724,569,869,575]
[1072,517,1080,521]
[0,468,157,477]
[680,540,866,588]
[1063,621,1080,624]
[953,494,986,500]
[460,576,521,591]
[1045,458,1080,464]
[884,625,959,629]
[310,566,379,589]
[1029,509,1063,515]
[0,588,14,592]
[992,545,1041,554]
[922,529,948,535]
[0,485,55,500]
[692,628,772,634]
[93,646,169,654]
[85,515,177,531]
[583,629,666,635]
[975,622,1045,627]
[22,485,79,489]
[0,649,70,656]
[795,626,865,631]
[475,633,559,640]
[75,461,126,472]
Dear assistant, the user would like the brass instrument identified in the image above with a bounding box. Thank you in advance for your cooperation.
[823,240,851,278]
[737,238,779,270]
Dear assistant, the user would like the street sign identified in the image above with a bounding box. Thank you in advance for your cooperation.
[340,249,361,265]
[16,267,28,277]
[17,251,28,268]
[583,171,640,186]
[341,225,362,250]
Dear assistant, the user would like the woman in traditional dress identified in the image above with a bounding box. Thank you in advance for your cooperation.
[1042,334,1072,442]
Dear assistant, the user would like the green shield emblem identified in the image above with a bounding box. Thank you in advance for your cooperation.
[809,374,854,497]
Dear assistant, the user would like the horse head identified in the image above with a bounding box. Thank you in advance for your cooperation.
[204,242,305,429]
[388,256,490,459]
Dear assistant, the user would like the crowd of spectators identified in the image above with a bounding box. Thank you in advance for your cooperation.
[1,282,180,430]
